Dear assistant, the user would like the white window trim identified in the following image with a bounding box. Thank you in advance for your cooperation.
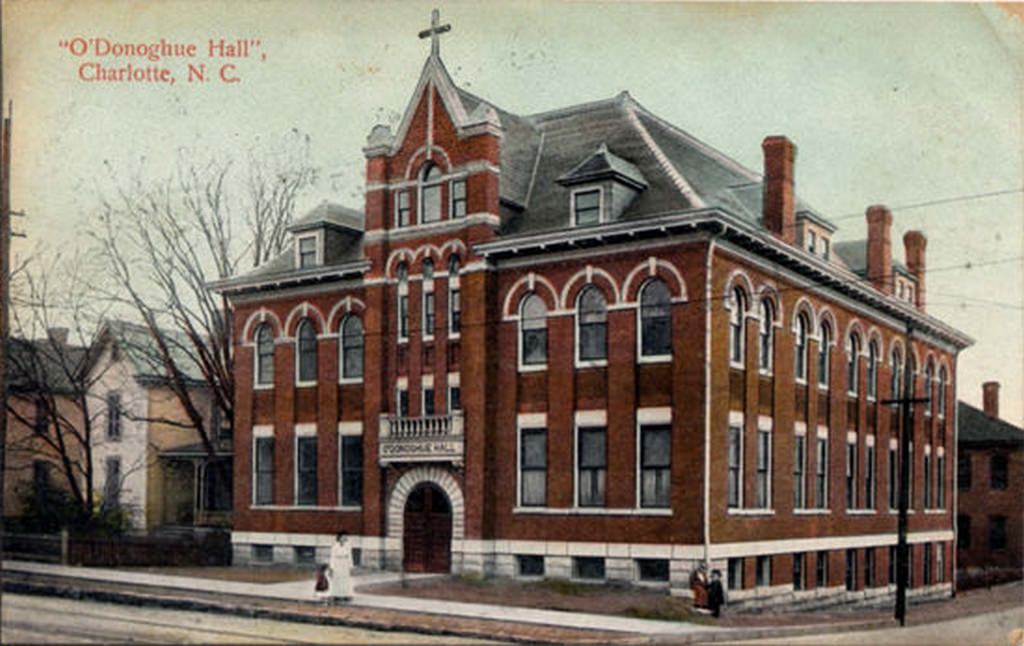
[573,413,608,509]
[516,421,547,509]
[337,422,363,511]
[449,176,468,219]
[636,414,673,511]
[636,280,672,364]
[294,230,324,269]
[394,190,410,228]
[574,289,609,369]
[293,423,317,506]
[251,425,274,507]
[294,322,318,388]
[570,186,604,228]
[253,326,274,390]
[518,295,548,373]
[422,283,435,342]
[338,317,364,385]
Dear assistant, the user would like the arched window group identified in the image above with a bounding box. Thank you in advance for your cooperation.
[250,308,367,388]
[255,323,274,386]
[296,319,318,383]
[729,288,746,365]
[794,313,809,381]
[817,321,832,388]
[758,299,774,372]
[846,332,861,396]
[639,279,671,358]
[577,286,608,362]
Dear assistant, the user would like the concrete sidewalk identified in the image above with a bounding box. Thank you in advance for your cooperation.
[2,560,720,638]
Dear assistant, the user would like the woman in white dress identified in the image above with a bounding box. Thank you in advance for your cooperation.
[328,532,354,602]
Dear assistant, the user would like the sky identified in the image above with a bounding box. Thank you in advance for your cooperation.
[4,1,1023,425]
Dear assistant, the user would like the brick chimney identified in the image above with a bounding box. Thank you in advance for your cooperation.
[762,136,796,245]
[983,381,1000,419]
[903,230,927,311]
[866,205,893,294]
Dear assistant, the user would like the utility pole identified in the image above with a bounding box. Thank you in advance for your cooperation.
[1,104,11,614]
[881,323,928,626]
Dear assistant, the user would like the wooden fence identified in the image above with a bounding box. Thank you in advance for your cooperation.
[3,529,230,567]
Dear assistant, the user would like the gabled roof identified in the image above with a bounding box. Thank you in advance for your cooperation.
[288,201,364,234]
[6,336,92,395]
[99,320,207,386]
[958,401,1024,446]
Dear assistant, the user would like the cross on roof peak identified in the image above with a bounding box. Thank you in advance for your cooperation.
[418,8,451,58]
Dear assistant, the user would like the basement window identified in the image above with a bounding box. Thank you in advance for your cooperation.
[252,544,273,563]
[517,555,544,577]
[573,557,605,581]
[636,559,670,582]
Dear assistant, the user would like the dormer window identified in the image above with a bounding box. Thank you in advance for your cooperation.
[807,230,817,254]
[573,188,602,226]
[420,163,443,224]
[297,234,319,269]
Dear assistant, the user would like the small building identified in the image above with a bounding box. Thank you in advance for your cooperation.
[957,382,1024,581]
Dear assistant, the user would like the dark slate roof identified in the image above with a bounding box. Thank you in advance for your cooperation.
[102,320,206,385]
[557,143,647,189]
[834,239,912,277]
[6,336,91,395]
[958,401,1024,446]
[288,201,364,233]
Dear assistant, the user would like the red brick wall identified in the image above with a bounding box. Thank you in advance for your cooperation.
[957,444,1024,571]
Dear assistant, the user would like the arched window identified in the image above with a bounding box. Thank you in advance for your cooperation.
[758,298,774,372]
[397,261,408,283]
[577,286,608,362]
[846,331,861,395]
[296,318,317,384]
[520,294,547,367]
[937,366,948,417]
[255,323,274,386]
[795,313,809,382]
[340,315,364,380]
[448,256,461,336]
[908,353,918,397]
[867,340,879,400]
[422,259,435,339]
[397,262,409,341]
[924,360,935,416]
[729,288,747,366]
[639,279,671,358]
[422,259,434,281]
[419,163,443,224]
[891,347,903,400]
[817,321,831,388]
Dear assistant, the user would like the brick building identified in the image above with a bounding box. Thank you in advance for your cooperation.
[212,19,972,604]
[957,382,1024,579]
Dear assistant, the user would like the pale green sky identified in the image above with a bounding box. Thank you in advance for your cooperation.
[5,1,1023,424]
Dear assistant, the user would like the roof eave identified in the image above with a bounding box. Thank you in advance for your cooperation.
[208,260,370,296]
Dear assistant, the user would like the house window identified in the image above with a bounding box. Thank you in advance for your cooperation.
[890,446,899,508]
[254,437,274,505]
[520,294,548,367]
[807,229,817,253]
[577,426,606,507]
[729,288,746,366]
[990,455,1008,490]
[817,322,831,388]
[32,460,50,491]
[936,455,945,508]
[448,385,461,412]
[419,163,443,223]
[728,423,742,508]
[576,287,607,363]
[793,552,805,591]
[793,434,807,509]
[923,543,932,585]
[845,549,857,591]
[908,440,915,507]
[448,256,461,335]
[395,191,410,228]
[846,440,857,509]
[890,348,903,399]
[957,453,971,491]
[340,435,363,507]
[846,332,861,396]
[989,516,1007,550]
[815,437,828,509]
[755,429,771,508]
[865,444,876,510]
[924,361,934,417]
[957,514,971,549]
[728,558,744,590]
[33,399,47,435]
[451,179,467,218]
[640,425,671,508]
[795,313,809,382]
[923,452,932,508]
[816,551,829,588]
[637,559,670,582]
[340,316,363,380]
[639,279,672,358]
[758,299,774,373]
[756,555,771,587]
[864,548,876,588]
[423,387,435,416]
[518,555,544,577]
[573,188,601,226]
[423,292,435,338]
[937,367,947,417]
[103,456,121,507]
[573,556,605,580]
[520,428,547,506]
[255,323,275,386]
[295,319,317,384]
[297,235,318,269]
[106,392,122,440]
[822,238,831,260]
[398,295,409,340]
[867,341,879,400]
[296,436,317,506]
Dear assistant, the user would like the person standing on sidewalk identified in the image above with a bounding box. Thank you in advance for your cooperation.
[707,569,725,618]
[690,564,709,612]
[329,532,354,602]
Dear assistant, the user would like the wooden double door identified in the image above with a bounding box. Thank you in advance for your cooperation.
[402,483,452,573]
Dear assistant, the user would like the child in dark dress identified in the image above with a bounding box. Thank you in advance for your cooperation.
[707,569,725,618]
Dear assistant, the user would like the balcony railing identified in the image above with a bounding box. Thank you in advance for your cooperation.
[378,413,465,465]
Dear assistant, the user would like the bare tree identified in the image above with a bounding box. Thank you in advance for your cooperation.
[91,132,318,461]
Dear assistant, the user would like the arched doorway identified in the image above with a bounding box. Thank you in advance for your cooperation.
[403,483,452,573]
